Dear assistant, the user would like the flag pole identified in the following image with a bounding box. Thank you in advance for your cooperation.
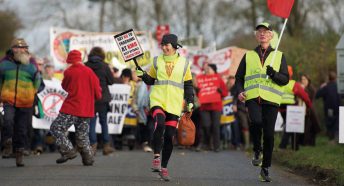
[267,18,288,79]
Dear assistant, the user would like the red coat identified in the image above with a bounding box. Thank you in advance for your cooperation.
[199,74,228,111]
[60,63,102,117]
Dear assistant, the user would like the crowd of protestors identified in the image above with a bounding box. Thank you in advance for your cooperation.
[0,30,342,182]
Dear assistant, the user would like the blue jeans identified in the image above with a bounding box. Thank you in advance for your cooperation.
[89,110,109,145]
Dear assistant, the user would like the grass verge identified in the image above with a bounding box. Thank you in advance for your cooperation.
[273,135,344,185]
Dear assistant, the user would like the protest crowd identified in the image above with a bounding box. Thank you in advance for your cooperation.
[0,5,343,182]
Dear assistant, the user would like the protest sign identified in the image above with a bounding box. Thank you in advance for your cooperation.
[286,105,306,133]
[220,95,235,125]
[340,106,344,143]
[107,84,131,134]
[196,74,221,104]
[114,29,144,62]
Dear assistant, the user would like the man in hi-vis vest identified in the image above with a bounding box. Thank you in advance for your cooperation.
[138,34,194,181]
[235,22,289,182]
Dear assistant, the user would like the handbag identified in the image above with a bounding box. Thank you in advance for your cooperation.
[177,112,196,146]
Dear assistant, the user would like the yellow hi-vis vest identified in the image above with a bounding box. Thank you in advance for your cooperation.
[281,80,296,104]
[244,50,284,105]
[149,55,190,116]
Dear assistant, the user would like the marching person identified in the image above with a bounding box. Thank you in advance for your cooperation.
[85,47,116,156]
[138,34,194,181]
[235,22,289,182]
[0,38,41,166]
[50,50,102,166]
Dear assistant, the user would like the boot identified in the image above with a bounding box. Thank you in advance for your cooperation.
[56,149,78,164]
[103,143,114,155]
[16,148,25,167]
[80,151,94,166]
[91,143,97,156]
[2,139,13,159]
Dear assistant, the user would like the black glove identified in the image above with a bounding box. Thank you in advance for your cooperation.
[266,66,276,77]
[217,88,222,94]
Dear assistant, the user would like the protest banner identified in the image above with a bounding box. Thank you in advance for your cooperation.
[220,95,235,125]
[286,105,306,133]
[196,74,221,104]
[50,27,154,71]
[50,27,89,70]
[33,80,130,134]
[340,106,344,143]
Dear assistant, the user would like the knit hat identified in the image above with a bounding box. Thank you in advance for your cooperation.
[161,34,183,49]
[66,50,82,64]
[208,64,217,73]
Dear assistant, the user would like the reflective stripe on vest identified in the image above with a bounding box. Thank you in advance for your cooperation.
[244,50,284,105]
[150,55,190,116]
[281,80,296,104]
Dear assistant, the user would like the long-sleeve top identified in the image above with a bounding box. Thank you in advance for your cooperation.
[0,50,41,108]
[85,56,116,112]
[315,81,341,117]
[235,45,289,106]
[59,63,102,117]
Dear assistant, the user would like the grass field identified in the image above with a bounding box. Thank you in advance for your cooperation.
[274,135,344,185]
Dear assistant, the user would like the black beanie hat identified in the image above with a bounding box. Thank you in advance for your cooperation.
[208,64,217,73]
[161,34,183,49]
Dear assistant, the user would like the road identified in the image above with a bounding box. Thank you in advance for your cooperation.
[0,149,313,186]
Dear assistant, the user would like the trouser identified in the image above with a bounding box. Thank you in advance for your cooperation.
[200,110,221,150]
[138,116,154,144]
[2,103,33,150]
[246,100,278,168]
[89,110,110,145]
[151,107,178,168]
[50,113,92,157]
[325,115,339,140]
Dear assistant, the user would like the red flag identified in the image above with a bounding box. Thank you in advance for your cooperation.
[267,0,294,18]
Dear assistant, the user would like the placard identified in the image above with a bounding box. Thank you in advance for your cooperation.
[196,74,221,104]
[340,106,344,143]
[286,105,306,133]
[114,29,144,62]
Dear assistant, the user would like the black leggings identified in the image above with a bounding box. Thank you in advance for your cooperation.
[152,108,177,168]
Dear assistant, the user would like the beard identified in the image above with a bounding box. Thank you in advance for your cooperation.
[13,51,31,65]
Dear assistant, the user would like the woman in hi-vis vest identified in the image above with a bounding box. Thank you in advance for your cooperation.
[235,22,289,182]
[137,34,194,181]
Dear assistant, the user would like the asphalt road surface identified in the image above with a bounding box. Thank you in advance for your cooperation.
[0,149,313,186]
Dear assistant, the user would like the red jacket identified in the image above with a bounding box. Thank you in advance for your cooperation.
[199,74,228,111]
[60,63,102,117]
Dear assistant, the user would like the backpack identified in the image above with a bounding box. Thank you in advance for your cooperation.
[177,112,195,146]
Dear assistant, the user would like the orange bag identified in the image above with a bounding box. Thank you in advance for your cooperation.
[177,112,196,146]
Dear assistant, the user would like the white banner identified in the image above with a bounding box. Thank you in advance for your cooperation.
[340,106,344,143]
[107,84,131,134]
[50,27,154,71]
[33,80,130,134]
[50,27,89,70]
[286,106,306,133]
